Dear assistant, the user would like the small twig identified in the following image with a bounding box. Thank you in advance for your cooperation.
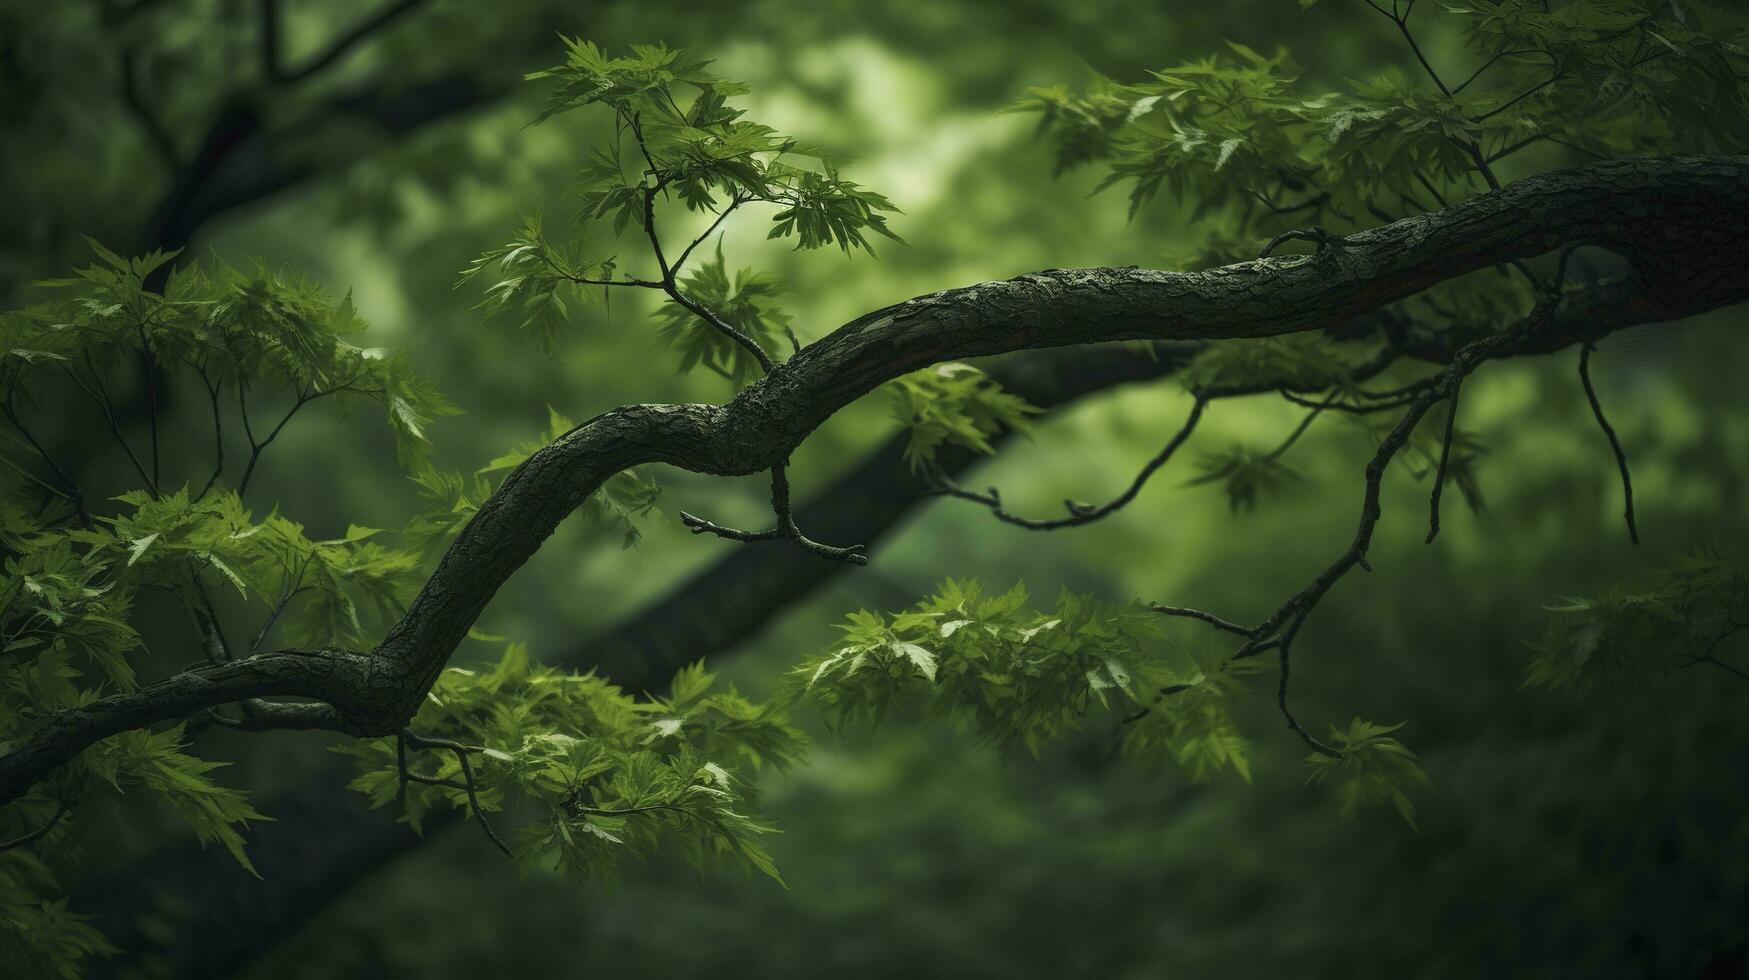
[137,323,161,488]
[665,288,777,374]
[267,0,428,84]
[1705,621,1747,660]
[1676,618,1749,683]
[0,455,78,510]
[400,729,513,857]
[1263,405,1323,463]
[237,382,355,495]
[1578,343,1639,545]
[1145,602,1255,638]
[1382,1,1453,97]
[1228,300,1550,772]
[238,381,258,450]
[930,397,1207,530]
[1424,382,1462,543]
[1487,132,1549,165]
[2,396,91,528]
[1248,189,1330,217]
[196,371,225,500]
[1413,170,1451,209]
[623,117,776,377]
[1452,48,1535,95]
[1544,136,1609,161]
[566,799,689,819]
[250,556,310,656]
[676,513,781,543]
[1260,226,1348,258]
[0,798,70,853]
[1678,648,1749,683]
[1463,141,1507,194]
[1276,619,1341,758]
[1279,390,1416,415]
[74,351,157,495]
[672,197,747,274]
[1472,73,1559,124]
[682,462,867,564]
[193,583,234,663]
[402,772,471,793]
[1355,376,1440,401]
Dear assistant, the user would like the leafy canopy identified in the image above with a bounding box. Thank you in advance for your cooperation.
[4,10,1748,975]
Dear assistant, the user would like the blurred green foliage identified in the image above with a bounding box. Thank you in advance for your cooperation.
[1,0,1747,978]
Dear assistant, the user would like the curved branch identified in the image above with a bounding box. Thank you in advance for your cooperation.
[0,798,69,853]
[0,651,371,804]
[273,0,428,85]
[925,396,1207,530]
[1424,383,1463,543]
[1579,343,1640,545]
[3,154,1746,806]
[70,268,1747,975]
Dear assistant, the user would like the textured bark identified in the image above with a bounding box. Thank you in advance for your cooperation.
[579,343,1202,687]
[72,342,1192,980]
[578,264,1671,680]
[73,258,1737,978]
[5,153,1747,807]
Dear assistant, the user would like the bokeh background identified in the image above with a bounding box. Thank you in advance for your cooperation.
[5,0,1748,977]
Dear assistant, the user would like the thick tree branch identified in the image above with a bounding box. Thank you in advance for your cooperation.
[4,154,1746,806]
[583,341,1206,685]
[70,341,1196,979]
[0,651,367,804]
[75,264,1741,976]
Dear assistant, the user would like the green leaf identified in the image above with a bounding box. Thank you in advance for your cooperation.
[887,363,1040,471]
[652,243,793,384]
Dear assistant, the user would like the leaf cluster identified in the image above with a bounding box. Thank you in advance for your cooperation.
[1016,2,1747,244]
[337,645,802,886]
[791,580,1258,783]
[886,363,1040,472]
[1304,718,1433,830]
[1188,447,1303,513]
[1524,542,1749,692]
[652,244,794,384]
[461,40,903,360]
[8,244,457,474]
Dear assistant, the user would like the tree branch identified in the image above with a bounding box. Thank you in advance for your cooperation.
[682,462,868,564]
[923,396,1207,530]
[1578,342,1640,545]
[274,0,428,85]
[0,798,69,853]
[1424,383,1462,543]
[2,395,91,528]
[71,260,1743,975]
[3,154,1746,806]
[398,729,511,857]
